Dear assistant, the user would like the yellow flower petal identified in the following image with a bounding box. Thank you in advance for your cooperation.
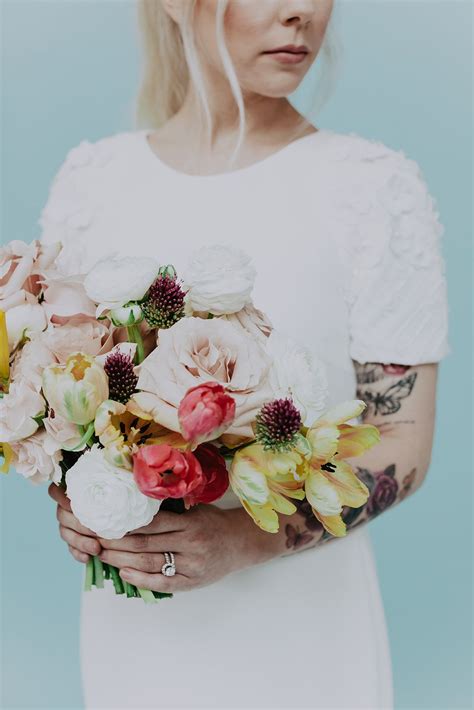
[0,310,10,385]
[0,442,13,474]
[305,469,342,516]
[242,499,279,533]
[229,448,270,506]
[312,509,347,537]
[306,424,339,464]
[317,399,366,426]
[320,460,370,508]
[336,424,381,459]
[268,491,297,516]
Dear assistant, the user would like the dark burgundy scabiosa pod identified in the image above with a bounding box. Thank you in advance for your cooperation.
[141,273,186,329]
[255,397,302,452]
[104,350,138,404]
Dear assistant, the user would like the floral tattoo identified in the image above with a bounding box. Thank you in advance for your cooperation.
[284,464,418,552]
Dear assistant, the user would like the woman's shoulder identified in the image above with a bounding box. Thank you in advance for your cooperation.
[324,128,441,232]
[51,129,146,179]
[322,129,445,274]
[321,128,426,181]
[38,129,147,242]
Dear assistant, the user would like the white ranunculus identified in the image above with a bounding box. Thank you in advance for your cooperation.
[65,445,161,538]
[182,244,256,316]
[266,331,328,426]
[83,256,159,316]
[6,303,47,350]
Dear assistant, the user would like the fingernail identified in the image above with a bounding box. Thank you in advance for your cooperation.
[119,569,132,579]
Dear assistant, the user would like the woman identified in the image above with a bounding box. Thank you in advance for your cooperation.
[44,0,450,708]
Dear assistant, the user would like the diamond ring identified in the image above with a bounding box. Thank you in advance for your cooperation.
[161,551,176,577]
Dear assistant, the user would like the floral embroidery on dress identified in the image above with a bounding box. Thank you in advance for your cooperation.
[38,134,120,244]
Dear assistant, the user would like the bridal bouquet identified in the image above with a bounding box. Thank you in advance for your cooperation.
[0,239,381,602]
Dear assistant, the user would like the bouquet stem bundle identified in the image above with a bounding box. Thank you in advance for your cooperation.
[83,555,171,603]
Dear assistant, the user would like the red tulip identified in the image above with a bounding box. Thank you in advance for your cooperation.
[184,443,229,507]
[132,444,204,500]
[178,382,236,445]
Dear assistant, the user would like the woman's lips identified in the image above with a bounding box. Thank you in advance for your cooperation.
[263,51,308,65]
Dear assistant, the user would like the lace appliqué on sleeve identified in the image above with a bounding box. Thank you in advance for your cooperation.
[333,134,450,365]
[38,137,114,245]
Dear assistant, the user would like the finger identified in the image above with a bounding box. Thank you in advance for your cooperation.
[57,506,98,537]
[128,511,186,535]
[99,549,173,574]
[118,567,190,593]
[68,544,90,564]
[99,532,185,553]
[59,525,102,556]
[48,483,72,512]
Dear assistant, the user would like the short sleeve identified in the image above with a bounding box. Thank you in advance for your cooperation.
[37,137,114,245]
[346,148,451,365]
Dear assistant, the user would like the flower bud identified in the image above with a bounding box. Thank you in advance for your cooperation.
[178,382,236,445]
[109,303,143,327]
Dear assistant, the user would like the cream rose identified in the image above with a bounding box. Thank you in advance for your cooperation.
[0,381,46,442]
[11,335,55,392]
[10,431,62,485]
[133,316,272,439]
[6,303,47,350]
[182,245,256,316]
[221,303,273,342]
[65,445,161,538]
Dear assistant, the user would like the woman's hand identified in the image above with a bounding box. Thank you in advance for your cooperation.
[48,483,102,564]
[97,504,270,593]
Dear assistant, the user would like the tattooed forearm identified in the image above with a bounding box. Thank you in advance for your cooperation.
[283,463,418,555]
[354,362,418,419]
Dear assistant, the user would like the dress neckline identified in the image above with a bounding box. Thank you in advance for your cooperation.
[138,127,330,180]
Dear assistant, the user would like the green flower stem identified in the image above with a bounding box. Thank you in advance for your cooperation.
[109,565,125,594]
[127,324,145,364]
[153,590,174,600]
[93,556,104,589]
[84,558,94,591]
[137,587,158,604]
[103,563,110,580]
[125,582,135,598]
[63,422,95,452]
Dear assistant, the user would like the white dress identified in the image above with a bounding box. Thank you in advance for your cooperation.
[39,126,450,710]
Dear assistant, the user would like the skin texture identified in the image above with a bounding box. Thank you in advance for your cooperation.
[49,0,441,591]
[148,0,334,175]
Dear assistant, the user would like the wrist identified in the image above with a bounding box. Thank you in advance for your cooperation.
[225,506,282,572]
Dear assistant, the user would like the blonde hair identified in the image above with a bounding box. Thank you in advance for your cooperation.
[135,0,341,166]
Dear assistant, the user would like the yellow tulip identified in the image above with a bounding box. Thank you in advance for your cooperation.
[304,400,380,537]
[42,353,109,425]
[0,311,11,472]
[94,399,188,469]
[0,442,13,474]
[0,310,10,389]
[229,443,306,533]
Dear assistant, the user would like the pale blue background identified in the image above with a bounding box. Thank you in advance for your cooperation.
[1,1,472,708]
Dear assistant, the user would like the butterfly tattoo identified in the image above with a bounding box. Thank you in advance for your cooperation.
[357,372,417,416]
[285,524,314,550]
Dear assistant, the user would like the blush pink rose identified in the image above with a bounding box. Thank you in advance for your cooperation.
[0,239,61,311]
[178,382,236,445]
[132,444,204,500]
[42,318,114,362]
[183,443,229,507]
[133,317,273,439]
